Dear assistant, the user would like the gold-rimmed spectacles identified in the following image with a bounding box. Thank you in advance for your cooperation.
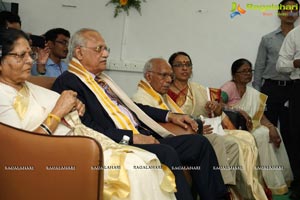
[81,45,110,54]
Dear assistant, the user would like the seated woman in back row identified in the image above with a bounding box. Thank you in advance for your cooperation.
[167,51,268,200]
[220,58,293,195]
[0,28,176,200]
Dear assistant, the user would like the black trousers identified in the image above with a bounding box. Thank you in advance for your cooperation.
[288,80,300,189]
[261,80,292,154]
[135,134,227,200]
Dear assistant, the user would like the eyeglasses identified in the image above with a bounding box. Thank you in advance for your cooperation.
[172,62,192,68]
[6,51,37,62]
[236,69,254,74]
[149,71,175,80]
[55,40,69,46]
[81,45,110,54]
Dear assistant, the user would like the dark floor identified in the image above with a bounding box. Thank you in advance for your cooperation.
[273,191,292,200]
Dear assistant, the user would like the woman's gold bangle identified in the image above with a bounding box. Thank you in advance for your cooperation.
[48,113,61,123]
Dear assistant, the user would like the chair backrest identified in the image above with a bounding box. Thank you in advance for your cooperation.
[0,122,103,200]
[27,76,56,89]
[28,76,56,90]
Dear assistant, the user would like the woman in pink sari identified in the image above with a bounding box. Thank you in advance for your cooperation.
[221,58,293,195]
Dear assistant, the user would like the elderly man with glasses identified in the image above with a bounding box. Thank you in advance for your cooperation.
[132,57,271,200]
[31,28,70,77]
[52,28,230,200]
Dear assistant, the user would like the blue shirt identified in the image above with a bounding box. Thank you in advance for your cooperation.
[31,58,68,77]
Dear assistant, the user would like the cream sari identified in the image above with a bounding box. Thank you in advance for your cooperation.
[221,81,293,195]
[0,81,176,200]
[134,80,267,200]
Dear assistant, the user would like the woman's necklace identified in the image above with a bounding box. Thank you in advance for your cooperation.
[172,82,193,106]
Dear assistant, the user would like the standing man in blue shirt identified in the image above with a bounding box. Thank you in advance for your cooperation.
[253,0,299,157]
[31,28,70,77]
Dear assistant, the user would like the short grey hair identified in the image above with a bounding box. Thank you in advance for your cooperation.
[67,28,99,62]
[143,59,153,78]
[143,57,164,78]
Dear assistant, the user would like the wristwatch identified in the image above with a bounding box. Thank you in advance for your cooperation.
[37,63,46,75]
[37,70,46,75]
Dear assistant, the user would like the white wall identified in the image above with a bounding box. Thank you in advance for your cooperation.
[9,0,296,96]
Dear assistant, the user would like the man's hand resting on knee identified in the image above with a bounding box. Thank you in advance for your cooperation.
[133,134,160,144]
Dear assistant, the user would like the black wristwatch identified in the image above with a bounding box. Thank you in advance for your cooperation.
[37,64,46,75]
[37,70,46,75]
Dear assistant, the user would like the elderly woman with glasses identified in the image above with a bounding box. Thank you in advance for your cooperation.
[167,52,271,200]
[221,58,293,195]
[0,28,177,200]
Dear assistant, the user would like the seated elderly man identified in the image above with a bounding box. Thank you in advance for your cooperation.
[132,58,268,200]
[52,28,229,200]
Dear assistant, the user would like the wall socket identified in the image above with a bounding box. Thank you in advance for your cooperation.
[107,59,144,72]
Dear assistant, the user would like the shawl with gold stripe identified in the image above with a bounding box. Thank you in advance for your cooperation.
[68,58,173,138]
[234,86,268,129]
[135,80,184,113]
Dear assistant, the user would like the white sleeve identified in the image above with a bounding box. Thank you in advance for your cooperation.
[276,30,297,73]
